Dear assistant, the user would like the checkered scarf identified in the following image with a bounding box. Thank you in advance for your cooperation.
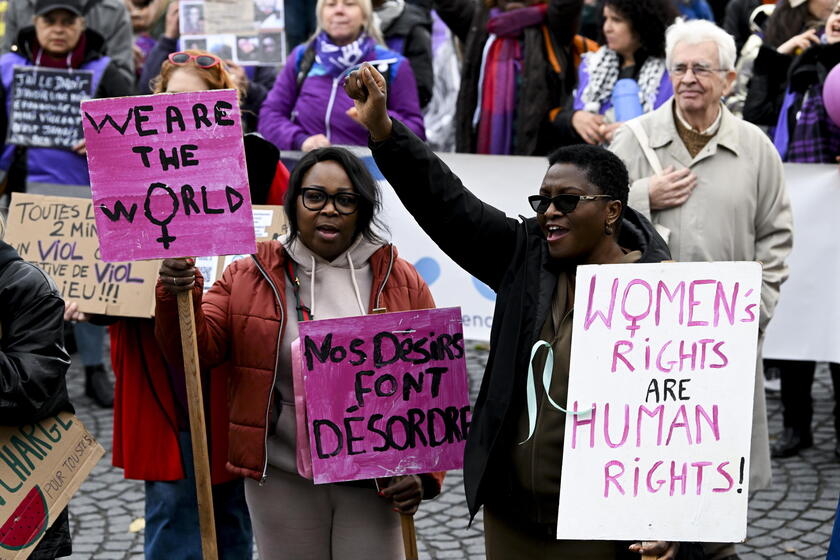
[579,46,667,114]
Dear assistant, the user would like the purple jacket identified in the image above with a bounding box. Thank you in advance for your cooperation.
[573,56,673,116]
[258,43,425,150]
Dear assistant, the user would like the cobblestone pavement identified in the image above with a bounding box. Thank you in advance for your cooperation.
[65,344,837,559]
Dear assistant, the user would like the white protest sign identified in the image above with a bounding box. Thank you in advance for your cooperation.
[763,163,840,363]
[557,262,761,542]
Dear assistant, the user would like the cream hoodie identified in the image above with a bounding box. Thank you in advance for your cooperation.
[266,235,383,474]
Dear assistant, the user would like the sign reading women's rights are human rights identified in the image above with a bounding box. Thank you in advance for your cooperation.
[556,262,761,543]
[81,89,255,262]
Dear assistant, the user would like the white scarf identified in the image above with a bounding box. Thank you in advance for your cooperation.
[373,0,406,33]
[579,46,667,115]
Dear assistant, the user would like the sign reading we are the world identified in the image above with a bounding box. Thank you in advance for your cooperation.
[296,308,471,484]
[557,262,761,543]
[81,89,255,262]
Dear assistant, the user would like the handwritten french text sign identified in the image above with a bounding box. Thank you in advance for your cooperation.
[4,193,158,317]
[7,67,93,149]
[298,307,470,484]
[82,89,255,262]
[0,413,104,559]
[556,262,761,542]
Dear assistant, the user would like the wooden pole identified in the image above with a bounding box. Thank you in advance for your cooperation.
[641,541,657,560]
[177,290,219,560]
[400,513,418,560]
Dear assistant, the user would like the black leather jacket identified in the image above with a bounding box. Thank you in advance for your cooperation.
[0,241,73,558]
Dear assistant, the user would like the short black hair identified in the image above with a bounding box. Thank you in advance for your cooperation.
[284,147,387,245]
[603,0,677,58]
[547,144,629,218]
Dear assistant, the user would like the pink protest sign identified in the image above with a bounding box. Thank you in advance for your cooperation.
[81,89,255,262]
[297,307,470,484]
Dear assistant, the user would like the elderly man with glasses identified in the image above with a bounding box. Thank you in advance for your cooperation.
[610,18,793,560]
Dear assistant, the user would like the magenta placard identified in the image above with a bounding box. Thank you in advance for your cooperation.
[81,90,255,262]
[298,307,471,484]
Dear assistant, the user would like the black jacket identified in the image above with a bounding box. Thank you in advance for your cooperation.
[743,44,793,127]
[371,119,671,521]
[435,0,584,154]
[723,0,762,54]
[744,42,840,128]
[0,241,73,558]
[383,3,434,109]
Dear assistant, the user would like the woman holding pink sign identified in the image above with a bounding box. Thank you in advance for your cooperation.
[64,51,292,559]
[155,146,445,559]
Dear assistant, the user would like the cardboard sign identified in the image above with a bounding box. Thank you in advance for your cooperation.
[179,0,286,66]
[4,193,286,317]
[4,193,159,318]
[556,262,761,542]
[0,413,104,559]
[297,308,470,484]
[7,67,93,149]
[82,90,255,262]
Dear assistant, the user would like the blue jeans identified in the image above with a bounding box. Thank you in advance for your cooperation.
[144,433,253,559]
[73,322,105,367]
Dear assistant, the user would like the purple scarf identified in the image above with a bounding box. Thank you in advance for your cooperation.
[476,5,546,154]
[314,31,377,78]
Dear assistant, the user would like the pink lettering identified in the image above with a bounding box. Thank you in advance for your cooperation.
[713,461,734,492]
[611,341,634,373]
[687,279,715,326]
[603,404,630,448]
[694,404,720,444]
[584,276,618,330]
[604,460,625,497]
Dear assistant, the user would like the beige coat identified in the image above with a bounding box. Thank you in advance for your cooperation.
[610,98,794,492]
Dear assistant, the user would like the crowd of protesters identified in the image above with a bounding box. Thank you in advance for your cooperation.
[1,0,839,558]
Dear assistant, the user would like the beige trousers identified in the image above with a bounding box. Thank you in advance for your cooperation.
[244,466,404,560]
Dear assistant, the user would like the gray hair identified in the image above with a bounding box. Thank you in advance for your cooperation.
[312,0,384,45]
[665,19,737,71]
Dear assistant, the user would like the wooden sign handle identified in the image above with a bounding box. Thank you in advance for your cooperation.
[400,513,418,560]
[177,290,219,560]
[641,541,657,560]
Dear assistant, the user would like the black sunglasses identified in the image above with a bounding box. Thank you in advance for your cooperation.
[528,193,612,214]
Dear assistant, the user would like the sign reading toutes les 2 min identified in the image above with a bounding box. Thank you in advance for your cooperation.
[81,89,255,262]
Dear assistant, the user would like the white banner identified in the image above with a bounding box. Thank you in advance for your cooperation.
[762,163,840,363]
[370,151,545,340]
[557,262,760,542]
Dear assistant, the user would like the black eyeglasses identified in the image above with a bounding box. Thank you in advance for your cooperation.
[528,193,612,214]
[300,188,360,215]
